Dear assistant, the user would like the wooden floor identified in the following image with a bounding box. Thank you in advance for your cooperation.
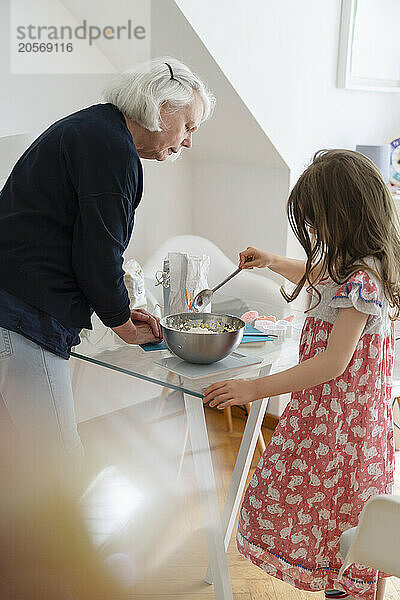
[79,393,400,600]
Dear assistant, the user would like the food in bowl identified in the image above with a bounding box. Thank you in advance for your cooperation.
[168,320,238,335]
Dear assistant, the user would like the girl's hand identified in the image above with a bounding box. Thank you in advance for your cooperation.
[239,247,273,269]
[203,379,259,409]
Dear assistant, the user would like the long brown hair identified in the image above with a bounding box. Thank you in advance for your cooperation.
[284,149,400,318]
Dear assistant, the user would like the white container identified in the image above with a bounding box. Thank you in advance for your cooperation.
[276,320,293,338]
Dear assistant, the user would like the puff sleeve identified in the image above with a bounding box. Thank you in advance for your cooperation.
[328,270,382,317]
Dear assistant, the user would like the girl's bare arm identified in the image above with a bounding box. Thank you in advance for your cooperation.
[239,247,306,284]
[267,254,306,284]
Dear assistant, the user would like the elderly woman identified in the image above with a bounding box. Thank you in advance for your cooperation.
[0,57,215,468]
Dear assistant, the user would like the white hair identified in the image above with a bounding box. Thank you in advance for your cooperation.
[103,56,215,132]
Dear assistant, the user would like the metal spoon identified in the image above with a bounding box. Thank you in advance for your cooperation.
[192,258,252,312]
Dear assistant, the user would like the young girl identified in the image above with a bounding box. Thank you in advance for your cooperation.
[203,149,400,600]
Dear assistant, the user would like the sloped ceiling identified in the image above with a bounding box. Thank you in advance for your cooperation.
[151,0,287,168]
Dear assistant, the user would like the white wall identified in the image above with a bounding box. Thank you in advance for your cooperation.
[0,133,33,187]
[0,0,145,137]
[150,0,287,170]
[174,0,400,257]
[149,0,291,266]
[192,162,289,261]
[0,0,113,137]
[125,155,193,265]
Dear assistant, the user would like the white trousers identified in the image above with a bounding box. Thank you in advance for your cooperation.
[0,327,84,472]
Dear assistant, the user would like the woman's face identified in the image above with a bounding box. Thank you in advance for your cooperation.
[130,92,204,161]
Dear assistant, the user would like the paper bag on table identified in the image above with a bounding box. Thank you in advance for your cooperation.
[168,252,211,314]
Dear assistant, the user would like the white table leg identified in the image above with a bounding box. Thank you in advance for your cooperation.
[177,419,189,480]
[205,365,271,584]
[183,393,233,600]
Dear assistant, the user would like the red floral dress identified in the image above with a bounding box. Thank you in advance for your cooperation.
[237,259,395,600]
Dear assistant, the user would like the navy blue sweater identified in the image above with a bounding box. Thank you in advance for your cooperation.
[0,103,143,340]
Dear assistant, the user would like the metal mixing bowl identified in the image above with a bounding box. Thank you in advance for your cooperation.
[160,313,245,364]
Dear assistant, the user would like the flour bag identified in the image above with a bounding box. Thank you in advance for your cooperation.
[168,252,211,314]
[124,259,147,308]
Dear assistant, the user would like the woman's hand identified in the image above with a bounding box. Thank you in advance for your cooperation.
[132,321,163,345]
[239,247,273,270]
[112,309,163,345]
[203,379,259,409]
[130,308,162,339]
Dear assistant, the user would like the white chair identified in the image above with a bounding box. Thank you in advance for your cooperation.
[339,494,400,579]
[143,234,291,309]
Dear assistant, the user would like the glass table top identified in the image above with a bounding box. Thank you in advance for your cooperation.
[71,296,305,398]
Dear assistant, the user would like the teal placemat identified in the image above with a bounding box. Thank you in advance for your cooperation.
[140,339,168,352]
[243,323,273,340]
